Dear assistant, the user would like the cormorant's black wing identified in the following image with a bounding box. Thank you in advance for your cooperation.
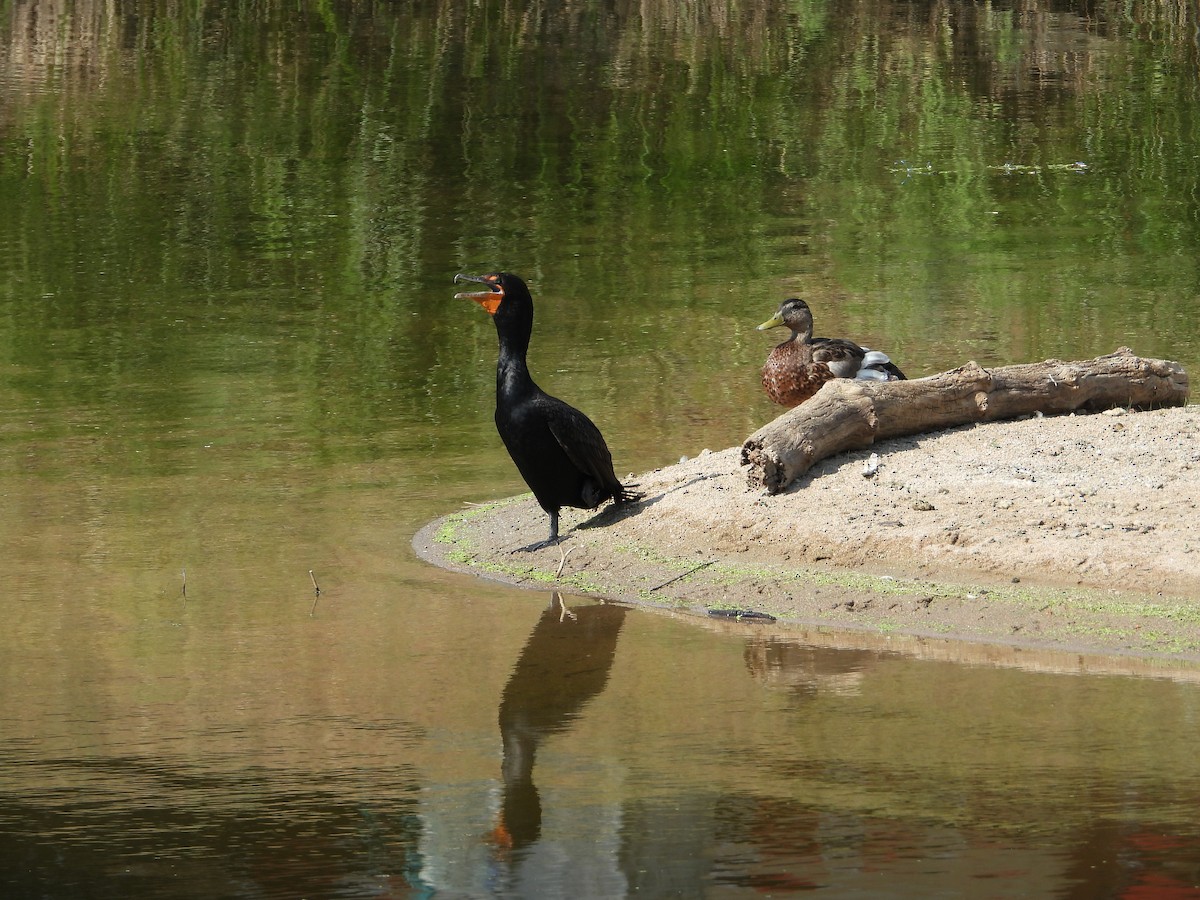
[543,397,620,487]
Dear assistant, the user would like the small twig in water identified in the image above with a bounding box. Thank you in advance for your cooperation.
[554,592,577,622]
[181,569,187,600]
[649,560,714,592]
[309,570,322,617]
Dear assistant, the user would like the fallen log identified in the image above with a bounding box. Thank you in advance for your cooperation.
[741,348,1189,495]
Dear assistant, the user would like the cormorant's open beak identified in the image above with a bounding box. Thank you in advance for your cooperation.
[756,311,786,331]
[454,273,504,315]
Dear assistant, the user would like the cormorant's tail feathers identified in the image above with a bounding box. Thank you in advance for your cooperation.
[614,483,643,505]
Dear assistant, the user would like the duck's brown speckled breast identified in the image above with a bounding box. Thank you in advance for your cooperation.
[761,342,834,407]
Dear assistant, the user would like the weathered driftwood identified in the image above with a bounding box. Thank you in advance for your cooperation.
[741,348,1189,495]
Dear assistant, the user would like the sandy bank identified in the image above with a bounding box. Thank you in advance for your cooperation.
[414,405,1200,664]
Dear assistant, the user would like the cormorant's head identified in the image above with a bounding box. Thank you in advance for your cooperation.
[453,272,505,314]
[454,272,532,314]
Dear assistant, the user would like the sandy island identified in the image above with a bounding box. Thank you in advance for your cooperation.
[414,404,1200,667]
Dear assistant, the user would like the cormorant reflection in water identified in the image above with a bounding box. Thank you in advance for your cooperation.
[491,593,627,858]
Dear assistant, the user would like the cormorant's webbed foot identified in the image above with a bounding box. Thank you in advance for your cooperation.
[514,535,560,553]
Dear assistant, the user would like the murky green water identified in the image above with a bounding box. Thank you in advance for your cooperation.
[3,1,1200,895]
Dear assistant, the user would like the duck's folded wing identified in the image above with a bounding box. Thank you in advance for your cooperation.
[811,339,867,377]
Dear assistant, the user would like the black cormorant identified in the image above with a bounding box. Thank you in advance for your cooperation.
[455,272,641,550]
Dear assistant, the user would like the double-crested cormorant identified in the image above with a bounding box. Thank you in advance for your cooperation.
[757,298,906,407]
[454,272,641,551]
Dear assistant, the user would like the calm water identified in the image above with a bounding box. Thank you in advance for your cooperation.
[3,0,1200,895]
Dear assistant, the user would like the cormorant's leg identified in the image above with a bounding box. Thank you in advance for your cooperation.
[514,510,560,553]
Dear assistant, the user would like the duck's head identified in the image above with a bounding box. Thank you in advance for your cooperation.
[757,298,813,335]
[454,272,531,314]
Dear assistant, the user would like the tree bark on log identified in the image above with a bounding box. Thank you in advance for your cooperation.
[741,348,1190,495]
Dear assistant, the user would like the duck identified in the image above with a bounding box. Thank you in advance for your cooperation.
[757,297,906,407]
[454,272,641,551]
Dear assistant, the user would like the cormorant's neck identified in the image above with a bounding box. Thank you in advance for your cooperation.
[495,320,537,399]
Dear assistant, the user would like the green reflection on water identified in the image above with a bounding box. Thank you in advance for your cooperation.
[2,2,1196,494]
